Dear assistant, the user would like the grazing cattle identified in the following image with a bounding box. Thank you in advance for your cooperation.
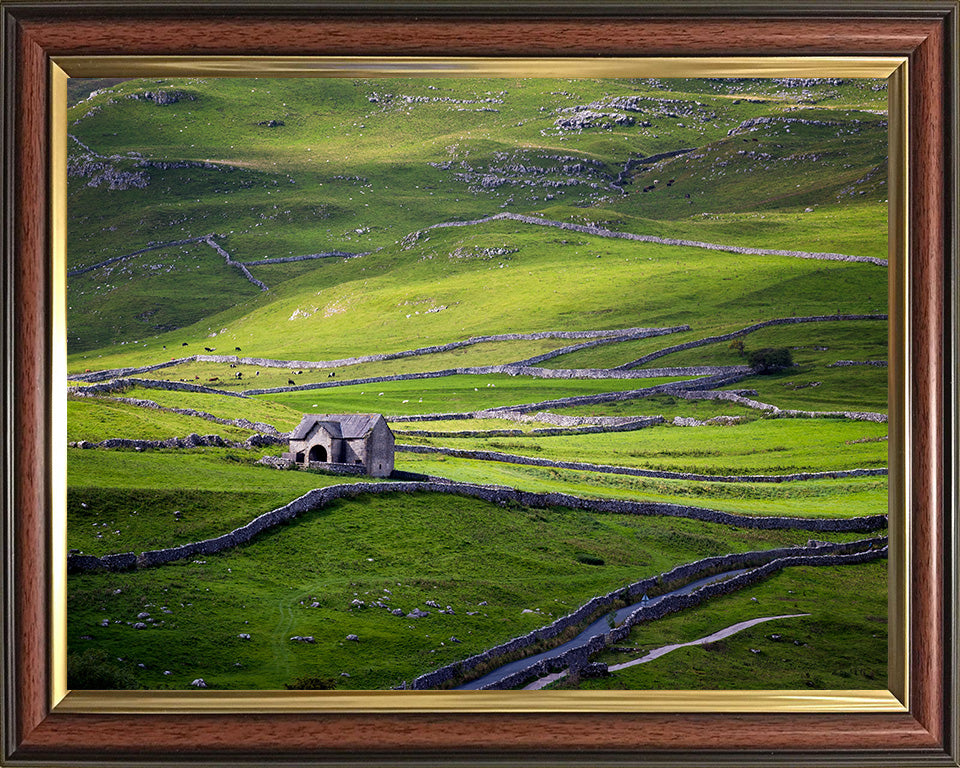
[328,372,336,378]
[204,347,215,352]
[235,372,243,379]
[235,347,241,352]
[209,377,219,382]
[256,371,260,376]
[288,379,296,386]
[182,342,188,347]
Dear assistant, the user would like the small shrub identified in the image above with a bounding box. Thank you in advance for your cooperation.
[747,347,793,374]
[576,554,605,566]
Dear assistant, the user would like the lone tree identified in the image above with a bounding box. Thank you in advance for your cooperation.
[747,347,793,374]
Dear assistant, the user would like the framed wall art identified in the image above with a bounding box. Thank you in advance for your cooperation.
[1,2,957,766]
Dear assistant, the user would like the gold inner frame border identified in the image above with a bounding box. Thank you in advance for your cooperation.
[50,55,909,715]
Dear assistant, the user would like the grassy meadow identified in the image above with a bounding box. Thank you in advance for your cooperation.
[66,75,889,692]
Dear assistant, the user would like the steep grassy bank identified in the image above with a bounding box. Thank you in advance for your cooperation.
[67,490,877,690]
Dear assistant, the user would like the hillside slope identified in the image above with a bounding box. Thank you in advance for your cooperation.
[67,76,887,360]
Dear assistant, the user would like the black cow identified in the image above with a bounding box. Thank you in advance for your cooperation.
[288,379,296,386]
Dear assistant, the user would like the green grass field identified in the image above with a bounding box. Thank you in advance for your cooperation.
[553,560,886,690]
[400,418,889,475]
[66,75,890,692]
[395,454,887,518]
[67,488,877,690]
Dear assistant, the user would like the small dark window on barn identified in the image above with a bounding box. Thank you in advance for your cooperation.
[309,445,327,462]
[295,452,304,463]
[355,459,363,465]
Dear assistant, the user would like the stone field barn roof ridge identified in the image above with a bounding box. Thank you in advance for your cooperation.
[290,413,385,441]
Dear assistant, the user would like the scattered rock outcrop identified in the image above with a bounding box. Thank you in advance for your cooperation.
[127,89,196,106]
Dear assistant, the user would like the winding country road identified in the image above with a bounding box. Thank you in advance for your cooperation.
[522,612,811,690]
[455,568,751,690]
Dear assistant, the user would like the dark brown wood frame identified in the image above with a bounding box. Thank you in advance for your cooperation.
[2,2,957,765]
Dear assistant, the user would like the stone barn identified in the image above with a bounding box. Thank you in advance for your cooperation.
[284,413,395,477]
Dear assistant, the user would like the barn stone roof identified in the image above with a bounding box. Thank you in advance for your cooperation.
[291,413,385,441]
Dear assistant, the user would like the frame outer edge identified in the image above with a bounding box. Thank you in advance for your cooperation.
[913,9,946,748]
[1,6,15,762]
[1,0,960,18]
[946,2,960,762]
[887,58,909,710]
[12,6,52,756]
[2,3,958,764]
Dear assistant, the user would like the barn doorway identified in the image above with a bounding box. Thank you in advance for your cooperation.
[309,445,327,462]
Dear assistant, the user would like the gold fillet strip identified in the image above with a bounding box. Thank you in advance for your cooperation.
[57,689,906,715]
[49,61,69,710]
[885,59,910,709]
[51,55,909,715]
[53,55,905,79]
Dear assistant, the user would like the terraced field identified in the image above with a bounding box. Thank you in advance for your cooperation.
[66,75,889,693]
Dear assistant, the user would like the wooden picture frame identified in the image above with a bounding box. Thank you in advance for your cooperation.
[2,1,957,765]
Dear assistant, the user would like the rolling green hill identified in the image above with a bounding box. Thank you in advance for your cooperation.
[66,76,889,692]
[67,76,887,359]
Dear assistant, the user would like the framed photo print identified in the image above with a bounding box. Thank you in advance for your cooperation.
[1,2,957,766]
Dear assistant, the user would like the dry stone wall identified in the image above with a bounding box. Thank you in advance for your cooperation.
[79,394,281,434]
[219,326,683,373]
[385,374,748,423]
[67,480,888,574]
[506,326,690,367]
[409,539,887,690]
[70,432,286,451]
[239,251,368,266]
[424,212,888,266]
[70,361,191,384]
[240,364,744,397]
[396,444,887,484]
[67,235,212,277]
[397,416,664,439]
[201,236,268,291]
[69,326,686,385]
[69,377,249,398]
[617,314,888,370]
[675,389,888,423]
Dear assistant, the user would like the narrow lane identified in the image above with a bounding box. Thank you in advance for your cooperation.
[522,612,811,690]
[455,568,750,690]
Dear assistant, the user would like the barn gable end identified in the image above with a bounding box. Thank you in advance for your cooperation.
[285,413,394,477]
